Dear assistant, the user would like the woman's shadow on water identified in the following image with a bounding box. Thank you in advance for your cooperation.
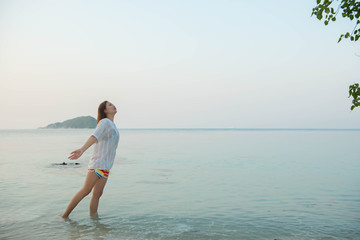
[65,213,113,240]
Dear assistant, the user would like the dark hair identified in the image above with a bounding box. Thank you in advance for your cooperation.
[97,101,108,124]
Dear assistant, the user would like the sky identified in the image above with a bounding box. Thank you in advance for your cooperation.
[0,0,359,129]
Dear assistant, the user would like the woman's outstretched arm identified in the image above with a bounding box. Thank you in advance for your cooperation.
[68,136,97,160]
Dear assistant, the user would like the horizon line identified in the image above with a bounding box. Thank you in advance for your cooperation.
[119,128,360,131]
[1,128,360,131]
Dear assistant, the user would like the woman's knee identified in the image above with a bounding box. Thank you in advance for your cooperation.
[81,187,93,196]
[92,190,103,199]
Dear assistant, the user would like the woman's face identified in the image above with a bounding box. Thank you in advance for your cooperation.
[105,102,117,115]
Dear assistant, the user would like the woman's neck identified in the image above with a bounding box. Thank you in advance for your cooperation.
[106,114,115,122]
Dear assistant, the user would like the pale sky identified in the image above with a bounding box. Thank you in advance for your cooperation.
[0,0,359,129]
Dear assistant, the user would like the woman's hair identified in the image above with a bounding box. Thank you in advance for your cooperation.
[97,100,108,124]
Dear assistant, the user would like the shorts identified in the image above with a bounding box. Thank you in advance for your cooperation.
[88,169,110,179]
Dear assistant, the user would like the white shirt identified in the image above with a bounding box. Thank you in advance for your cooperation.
[88,118,120,170]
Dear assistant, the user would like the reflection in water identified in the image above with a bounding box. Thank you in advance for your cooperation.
[65,214,112,240]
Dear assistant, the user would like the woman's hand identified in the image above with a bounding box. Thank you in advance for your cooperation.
[68,149,84,160]
[67,136,97,160]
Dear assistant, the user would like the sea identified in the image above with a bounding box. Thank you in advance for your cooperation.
[0,129,359,240]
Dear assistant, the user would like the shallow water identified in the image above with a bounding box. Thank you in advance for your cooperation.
[0,129,359,239]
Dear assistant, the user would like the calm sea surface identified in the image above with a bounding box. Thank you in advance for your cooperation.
[0,129,359,240]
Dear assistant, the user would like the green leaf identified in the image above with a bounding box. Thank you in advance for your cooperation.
[345,32,350,38]
[317,0,321,4]
[338,35,343,43]
[325,20,329,25]
[355,35,360,41]
[317,14,323,20]
[351,105,355,111]
[350,15,354,20]
[351,36,354,41]
[332,17,336,21]
[325,8,330,14]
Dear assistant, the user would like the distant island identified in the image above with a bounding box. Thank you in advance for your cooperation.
[41,116,97,129]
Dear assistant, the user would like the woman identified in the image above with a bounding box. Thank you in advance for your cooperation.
[61,101,120,218]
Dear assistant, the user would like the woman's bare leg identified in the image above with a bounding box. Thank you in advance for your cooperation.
[89,177,108,216]
[61,172,100,218]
